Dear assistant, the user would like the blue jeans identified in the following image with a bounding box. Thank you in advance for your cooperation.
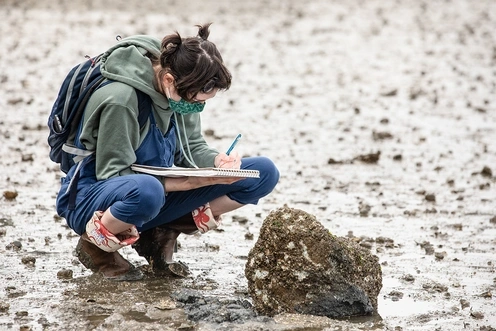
[58,156,279,235]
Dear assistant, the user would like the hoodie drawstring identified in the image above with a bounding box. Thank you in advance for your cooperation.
[173,111,199,169]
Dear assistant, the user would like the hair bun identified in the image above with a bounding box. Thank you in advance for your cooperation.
[196,23,212,41]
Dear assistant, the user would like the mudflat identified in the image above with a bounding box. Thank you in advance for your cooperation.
[1,0,495,330]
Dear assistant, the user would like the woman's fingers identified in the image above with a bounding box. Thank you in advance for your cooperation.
[217,151,241,169]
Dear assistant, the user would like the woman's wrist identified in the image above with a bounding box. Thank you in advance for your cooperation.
[163,176,192,193]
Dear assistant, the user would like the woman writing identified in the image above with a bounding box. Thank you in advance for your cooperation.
[55,23,279,281]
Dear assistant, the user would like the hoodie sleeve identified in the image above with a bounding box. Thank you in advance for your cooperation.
[174,112,219,168]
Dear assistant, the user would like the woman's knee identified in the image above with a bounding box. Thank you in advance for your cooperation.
[138,175,165,209]
[116,175,165,220]
[257,156,280,191]
[237,156,279,201]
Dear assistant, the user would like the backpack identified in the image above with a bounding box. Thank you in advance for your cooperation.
[47,54,151,174]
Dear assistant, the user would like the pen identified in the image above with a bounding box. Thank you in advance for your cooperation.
[226,134,242,155]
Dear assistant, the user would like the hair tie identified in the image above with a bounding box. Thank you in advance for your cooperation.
[166,43,177,51]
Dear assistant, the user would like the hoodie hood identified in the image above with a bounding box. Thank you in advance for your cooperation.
[100,35,170,110]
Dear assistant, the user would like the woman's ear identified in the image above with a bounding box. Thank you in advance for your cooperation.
[162,73,175,88]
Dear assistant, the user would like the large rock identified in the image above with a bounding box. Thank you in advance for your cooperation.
[245,206,382,318]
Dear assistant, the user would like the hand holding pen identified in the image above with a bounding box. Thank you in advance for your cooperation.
[215,134,242,169]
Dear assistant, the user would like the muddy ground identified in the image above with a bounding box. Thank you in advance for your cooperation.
[1,0,495,330]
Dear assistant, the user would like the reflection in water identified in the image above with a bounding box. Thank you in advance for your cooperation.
[68,272,188,328]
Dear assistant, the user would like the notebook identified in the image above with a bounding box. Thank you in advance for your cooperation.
[131,164,260,178]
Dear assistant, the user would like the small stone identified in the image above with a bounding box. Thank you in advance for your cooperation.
[376,237,394,244]
[204,129,215,137]
[434,251,447,260]
[355,151,381,164]
[481,166,492,177]
[360,241,373,249]
[57,269,73,279]
[479,291,492,298]
[460,299,470,309]
[490,216,496,224]
[425,194,436,202]
[206,243,219,251]
[470,311,484,319]
[359,202,371,217]
[380,88,398,97]
[155,298,177,310]
[372,131,393,140]
[451,223,463,231]
[0,302,9,312]
[389,290,404,299]
[21,256,36,265]
[6,241,22,250]
[401,274,415,283]
[177,323,196,331]
[244,232,254,240]
[419,241,434,255]
[3,190,18,200]
[21,154,34,162]
[232,215,249,224]
[327,158,342,165]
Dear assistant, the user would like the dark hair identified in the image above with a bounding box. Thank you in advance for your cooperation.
[156,23,231,102]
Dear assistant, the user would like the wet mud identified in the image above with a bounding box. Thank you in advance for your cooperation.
[1,0,495,330]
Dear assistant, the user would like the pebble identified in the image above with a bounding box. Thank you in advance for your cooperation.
[155,298,177,310]
[401,274,415,283]
[480,166,492,177]
[479,291,492,298]
[0,302,9,312]
[6,241,22,250]
[3,190,18,200]
[460,299,470,309]
[359,202,371,216]
[470,311,484,319]
[57,269,73,279]
[435,251,447,260]
[232,215,249,224]
[376,236,394,244]
[389,290,404,300]
[425,193,436,202]
[21,256,36,265]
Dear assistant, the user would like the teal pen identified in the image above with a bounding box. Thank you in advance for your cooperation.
[226,134,242,155]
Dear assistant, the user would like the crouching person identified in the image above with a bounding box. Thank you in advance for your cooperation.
[54,24,279,281]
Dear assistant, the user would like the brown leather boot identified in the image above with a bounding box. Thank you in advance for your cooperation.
[133,203,220,277]
[133,211,203,277]
[76,233,143,281]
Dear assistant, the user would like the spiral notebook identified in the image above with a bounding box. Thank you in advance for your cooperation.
[131,164,260,178]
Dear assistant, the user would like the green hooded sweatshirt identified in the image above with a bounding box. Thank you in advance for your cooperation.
[78,35,219,180]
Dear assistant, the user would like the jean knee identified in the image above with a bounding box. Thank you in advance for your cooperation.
[133,175,165,215]
[258,156,280,193]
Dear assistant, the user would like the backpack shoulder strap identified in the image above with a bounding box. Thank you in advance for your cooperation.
[135,89,152,128]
